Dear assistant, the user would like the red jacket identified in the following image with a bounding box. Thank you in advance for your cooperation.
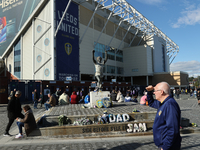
[70,94,78,104]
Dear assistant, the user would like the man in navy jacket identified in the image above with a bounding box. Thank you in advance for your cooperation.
[146,82,181,150]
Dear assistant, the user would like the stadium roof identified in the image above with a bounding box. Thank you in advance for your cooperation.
[73,0,179,64]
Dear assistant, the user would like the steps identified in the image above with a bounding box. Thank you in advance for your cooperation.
[30,120,154,137]
[41,112,157,127]
[29,112,156,137]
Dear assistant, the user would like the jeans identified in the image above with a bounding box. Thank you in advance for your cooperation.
[44,103,51,110]
[34,100,38,108]
[17,122,24,134]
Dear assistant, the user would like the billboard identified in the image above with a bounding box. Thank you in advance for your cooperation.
[0,0,41,56]
[56,0,79,81]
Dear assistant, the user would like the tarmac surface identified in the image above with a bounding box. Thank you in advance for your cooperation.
[1,94,200,149]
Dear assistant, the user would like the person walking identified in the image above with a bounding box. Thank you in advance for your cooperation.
[15,105,37,138]
[146,82,181,150]
[194,89,197,98]
[140,92,147,105]
[197,90,200,105]
[38,92,44,108]
[55,88,62,105]
[33,89,39,109]
[4,91,24,136]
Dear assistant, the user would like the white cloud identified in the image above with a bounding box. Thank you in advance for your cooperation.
[170,61,200,77]
[136,0,164,5]
[172,5,200,28]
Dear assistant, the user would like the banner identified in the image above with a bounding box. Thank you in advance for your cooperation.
[0,0,41,56]
[56,0,79,81]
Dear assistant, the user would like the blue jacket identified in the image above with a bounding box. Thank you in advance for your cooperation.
[147,91,181,150]
[84,95,90,104]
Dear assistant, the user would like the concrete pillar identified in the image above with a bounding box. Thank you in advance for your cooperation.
[146,76,149,86]
[131,76,133,86]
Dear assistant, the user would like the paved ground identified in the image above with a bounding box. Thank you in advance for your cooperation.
[0,94,200,149]
[1,134,200,149]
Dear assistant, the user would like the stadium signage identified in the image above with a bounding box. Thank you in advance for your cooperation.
[56,0,79,81]
[0,0,20,9]
[57,11,78,36]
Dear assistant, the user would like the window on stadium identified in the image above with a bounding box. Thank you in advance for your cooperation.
[94,42,105,58]
[116,50,123,62]
[14,40,21,78]
[106,46,115,60]
[117,67,124,75]
[107,65,115,74]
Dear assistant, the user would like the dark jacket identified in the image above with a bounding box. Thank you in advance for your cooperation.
[147,92,181,150]
[34,92,39,101]
[197,91,200,100]
[39,94,44,104]
[19,109,37,136]
[48,96,56,106]
[110,91,117,101]
[7,96,24,119]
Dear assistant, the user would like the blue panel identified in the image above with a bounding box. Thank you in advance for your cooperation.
[56,0,79,81]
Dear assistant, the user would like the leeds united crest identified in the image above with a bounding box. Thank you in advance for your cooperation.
[65,43,72,55]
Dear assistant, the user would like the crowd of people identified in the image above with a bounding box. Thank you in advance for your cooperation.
[5,84,198,147]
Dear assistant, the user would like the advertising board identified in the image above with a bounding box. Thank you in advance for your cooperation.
[0,0,41,56]
[56,0,79,81]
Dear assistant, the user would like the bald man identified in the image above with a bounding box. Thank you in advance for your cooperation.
[146,82,181,150]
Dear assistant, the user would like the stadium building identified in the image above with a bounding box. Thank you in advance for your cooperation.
[0,0,188,103]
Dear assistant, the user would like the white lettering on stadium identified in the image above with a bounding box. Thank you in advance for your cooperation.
[57,11,77,26]
[0,0,19,9]
[56,21,79,36]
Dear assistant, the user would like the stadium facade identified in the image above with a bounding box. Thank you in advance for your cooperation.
[0,0,188,97]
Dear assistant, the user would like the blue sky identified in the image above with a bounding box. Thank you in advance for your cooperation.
[126,0,200,77]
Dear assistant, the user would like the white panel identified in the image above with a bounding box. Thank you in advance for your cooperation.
[123,45,149,76]
[34,19,51,42]
[34,60,52,80]
[146,46,153,74]
[33,1,53,80]
[22,26,33,79]
[153,35,167,73]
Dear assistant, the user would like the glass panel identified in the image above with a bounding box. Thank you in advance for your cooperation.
[116,50,123,62]
[117,67,124,74]
[14,40,21,78]
[107,65,115,74]
[94,42,105,58]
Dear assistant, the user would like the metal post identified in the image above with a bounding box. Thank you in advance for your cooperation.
[79,0,103,44]
[137,34,144,46]
[107,20,123,47]
[94,10,114,47]
[54,0,72,37]
[129,29,138,47]
[116,25,132,50]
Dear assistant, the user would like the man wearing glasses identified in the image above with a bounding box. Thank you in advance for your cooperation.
[146,82,181,150]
